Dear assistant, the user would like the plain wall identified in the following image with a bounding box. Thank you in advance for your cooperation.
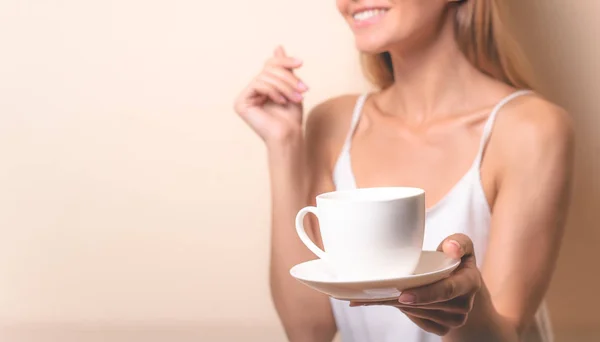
[0,1,597,341]
[507,1,600,340]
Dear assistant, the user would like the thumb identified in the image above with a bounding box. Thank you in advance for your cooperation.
[436,233,475,261]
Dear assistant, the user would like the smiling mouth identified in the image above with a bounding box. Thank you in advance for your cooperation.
[352,8,389,23]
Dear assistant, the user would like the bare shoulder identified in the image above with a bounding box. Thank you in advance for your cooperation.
[493,93,575,170]
[498,94,573,139]
[305,94,362,166]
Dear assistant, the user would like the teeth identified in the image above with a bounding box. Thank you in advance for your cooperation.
[353,9,386,21]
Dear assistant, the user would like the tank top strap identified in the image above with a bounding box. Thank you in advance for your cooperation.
[474,89,535,166]
[341,93,369,151]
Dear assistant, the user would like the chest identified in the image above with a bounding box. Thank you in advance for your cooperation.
[349,116,487,209]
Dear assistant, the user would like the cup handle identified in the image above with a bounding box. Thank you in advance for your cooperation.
[295,206,327,260]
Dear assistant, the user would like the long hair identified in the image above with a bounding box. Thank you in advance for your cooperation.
[361,1,534,90]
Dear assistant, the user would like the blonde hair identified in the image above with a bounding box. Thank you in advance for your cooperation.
[361,1,534,90]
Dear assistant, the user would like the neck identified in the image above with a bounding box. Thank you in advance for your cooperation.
[383,15,481,122]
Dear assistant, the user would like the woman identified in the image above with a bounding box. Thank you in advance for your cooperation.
[234,0,573,341]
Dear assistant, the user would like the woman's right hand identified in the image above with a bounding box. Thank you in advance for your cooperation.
[234,46,309,147]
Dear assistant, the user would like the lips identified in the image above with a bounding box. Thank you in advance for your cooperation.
[351,7,389,28]
[353,8,388,22]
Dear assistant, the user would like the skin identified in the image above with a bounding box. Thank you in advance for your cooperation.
[234,0,574,341]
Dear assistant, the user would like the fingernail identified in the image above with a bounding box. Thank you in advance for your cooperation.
[449,240,461,250]
[398,292,416,304]
[297,82,308,91]
[293,58,303,64]
[293,92,303,101]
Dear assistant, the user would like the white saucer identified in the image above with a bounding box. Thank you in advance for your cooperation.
[290,251,460,302]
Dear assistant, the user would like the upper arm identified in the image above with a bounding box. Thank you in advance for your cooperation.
[281,96,353,341]
[481,98,575,332]
[305,100,338,198]
[304,96,356,240]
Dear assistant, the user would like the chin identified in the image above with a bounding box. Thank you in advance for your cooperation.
[355,31,407,55]
[355,37,392,55]
[350,21,407,55]
[340,2,443,57]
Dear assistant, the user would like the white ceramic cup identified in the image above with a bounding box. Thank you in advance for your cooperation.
[295,187,425,280]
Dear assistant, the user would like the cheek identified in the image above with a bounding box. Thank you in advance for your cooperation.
[335,0,348,15]
[388,2,445,36]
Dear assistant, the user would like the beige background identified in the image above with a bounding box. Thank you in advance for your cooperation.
[0,1,597,341]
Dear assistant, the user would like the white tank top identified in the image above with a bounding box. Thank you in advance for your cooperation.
[330,90,554,342]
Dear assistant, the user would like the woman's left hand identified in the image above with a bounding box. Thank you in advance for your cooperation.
[350,234,482,336]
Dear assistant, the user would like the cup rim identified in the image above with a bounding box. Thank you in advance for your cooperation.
[316,186,425,203]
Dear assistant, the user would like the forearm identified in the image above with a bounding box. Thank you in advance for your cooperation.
[268,138,308,208]
[267,141,336,341]
[444,283,519,342]
[268,140,313,278]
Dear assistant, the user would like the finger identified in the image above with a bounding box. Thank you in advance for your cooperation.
[234,82,270,114]
[350,297,471,314]
[349,301,453,335]
[252,79,287,105]
[349,299,398,307]
[265,66,309,93]
[395,295,473,314]
[258,73,303,103]
[266,56,303,70]
[404,315,450,336]
[398,268,481,305]
[436,233,476,261]
[399,307,467,328]
[274,45,286,58]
